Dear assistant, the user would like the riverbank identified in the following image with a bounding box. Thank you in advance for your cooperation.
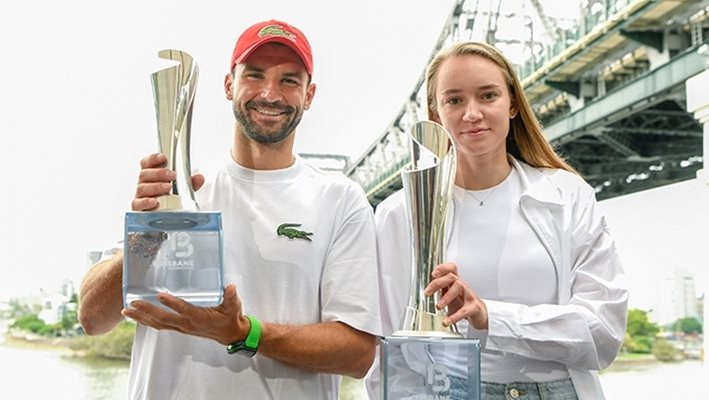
[2,332,72,352]
[602,353,658,374]
[610,353,656,364]
[0,333,670,368]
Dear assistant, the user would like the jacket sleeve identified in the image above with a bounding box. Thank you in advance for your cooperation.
[483,186,629,371]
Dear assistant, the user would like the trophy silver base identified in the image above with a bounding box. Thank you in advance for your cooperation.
[381,336,481,400]
[393,330,462,338]
[397,306,462,337]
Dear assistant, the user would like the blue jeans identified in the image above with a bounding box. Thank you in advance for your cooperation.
[449,377,578,400]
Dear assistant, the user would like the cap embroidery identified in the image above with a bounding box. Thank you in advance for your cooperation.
[258,25,297,42]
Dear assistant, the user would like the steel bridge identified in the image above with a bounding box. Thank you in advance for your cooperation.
[343,0,709,207]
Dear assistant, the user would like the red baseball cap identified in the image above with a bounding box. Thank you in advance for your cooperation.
[230,19,313,75]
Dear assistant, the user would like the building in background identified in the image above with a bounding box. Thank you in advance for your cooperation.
[655,268,701,326]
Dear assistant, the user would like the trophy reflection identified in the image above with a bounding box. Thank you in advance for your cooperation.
[123,50,224,308]
[381,121,480,400]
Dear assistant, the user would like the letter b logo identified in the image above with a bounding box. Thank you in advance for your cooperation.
[171,232,194,258]
[426,364,450,393]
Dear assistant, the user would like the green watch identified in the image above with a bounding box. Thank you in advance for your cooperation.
[226,315,262,357]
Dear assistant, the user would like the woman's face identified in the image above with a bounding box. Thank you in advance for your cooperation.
[432,54,517,160]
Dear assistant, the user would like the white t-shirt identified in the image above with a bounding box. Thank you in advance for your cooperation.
[446,167,569,382]
[124,156,381,400]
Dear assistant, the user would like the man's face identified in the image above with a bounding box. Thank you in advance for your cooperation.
[225,43,315,145]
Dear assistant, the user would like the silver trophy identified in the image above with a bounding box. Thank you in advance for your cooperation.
[123,50,224,308]
[151,49,199,211]
[395,120,460,337]
[381,121,480,399]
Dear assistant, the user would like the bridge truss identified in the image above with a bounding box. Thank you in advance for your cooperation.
[345,0,709,206]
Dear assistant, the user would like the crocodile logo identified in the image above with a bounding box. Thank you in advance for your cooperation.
[259,25,297,42]
[276,223,313,242]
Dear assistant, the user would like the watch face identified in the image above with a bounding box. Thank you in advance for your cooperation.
[227,341,257,357]
[235,347,257,358]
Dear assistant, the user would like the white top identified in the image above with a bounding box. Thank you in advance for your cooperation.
[365,157,628,400]
[446,167,569,382]
[120,156,381,400]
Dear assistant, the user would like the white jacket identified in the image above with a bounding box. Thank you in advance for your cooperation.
[365,157,629,400]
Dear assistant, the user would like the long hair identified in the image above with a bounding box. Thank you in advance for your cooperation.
[425,41,577,173]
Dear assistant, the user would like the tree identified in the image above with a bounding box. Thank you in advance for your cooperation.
[8,298,31,317]
[624,308,659,354]
[673,317,703,335]
[12,314,54,335]
[626,308,659,337]
[652,338,682,362]
[69,320,135,360]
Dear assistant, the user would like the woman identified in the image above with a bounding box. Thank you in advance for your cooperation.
[367,41,628,400]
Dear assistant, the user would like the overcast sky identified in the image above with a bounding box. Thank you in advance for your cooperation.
[1,0,706,316]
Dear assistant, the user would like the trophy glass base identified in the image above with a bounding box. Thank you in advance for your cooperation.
[382,335,481,400]
[124,211,224,308]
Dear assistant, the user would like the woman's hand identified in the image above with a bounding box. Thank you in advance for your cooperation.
[424,262,488,330]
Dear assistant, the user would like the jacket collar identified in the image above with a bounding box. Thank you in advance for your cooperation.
[509,156,565,207]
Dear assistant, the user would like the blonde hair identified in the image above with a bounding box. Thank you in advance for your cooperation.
[426,41,577,173]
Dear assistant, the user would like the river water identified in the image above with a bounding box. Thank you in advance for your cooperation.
[0,343,704,399]
[0,344,129,400]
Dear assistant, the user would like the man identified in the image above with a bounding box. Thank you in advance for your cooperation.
[79,19,381,400]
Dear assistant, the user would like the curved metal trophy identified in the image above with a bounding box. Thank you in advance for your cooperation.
[123,50,224,309]
[152,49,199,212]
[397,120,460,337]
[382,121,480,399]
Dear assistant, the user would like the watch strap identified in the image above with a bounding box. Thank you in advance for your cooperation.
[226,315,262,356]
[243,315,262,349]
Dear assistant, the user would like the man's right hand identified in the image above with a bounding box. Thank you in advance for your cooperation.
[131,153,205,211]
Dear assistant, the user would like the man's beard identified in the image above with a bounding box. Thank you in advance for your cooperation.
[233,99,303,144]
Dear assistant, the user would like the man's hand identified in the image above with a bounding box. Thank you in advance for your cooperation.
[122,284,250,345]
[132,153,206,211]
